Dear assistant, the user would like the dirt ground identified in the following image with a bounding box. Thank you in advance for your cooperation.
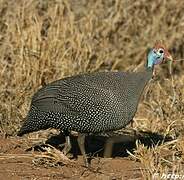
[0,134,144,180]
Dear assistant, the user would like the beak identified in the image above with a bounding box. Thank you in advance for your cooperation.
[166,53,173,62]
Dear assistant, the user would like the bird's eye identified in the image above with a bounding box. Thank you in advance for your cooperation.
[159,49,164,54]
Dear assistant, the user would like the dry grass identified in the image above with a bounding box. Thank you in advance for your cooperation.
[0,0,184,178]
[128,139,184,179]
[0,145,71,167]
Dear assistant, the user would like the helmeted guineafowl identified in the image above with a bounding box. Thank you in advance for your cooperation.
[18,43,173,167]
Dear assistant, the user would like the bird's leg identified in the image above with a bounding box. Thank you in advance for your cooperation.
[62,130,71,155]
[130,119,137,137]
[130,120,134,128]
[62,136,72,155]
[77,133,89,167]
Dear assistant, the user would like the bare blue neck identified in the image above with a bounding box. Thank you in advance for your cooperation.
[147,49,155,69]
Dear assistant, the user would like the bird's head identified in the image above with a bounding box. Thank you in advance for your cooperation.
[147,42,173,68]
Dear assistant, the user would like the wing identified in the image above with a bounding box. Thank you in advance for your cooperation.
[31,70,151,118]
[31,72,122,115]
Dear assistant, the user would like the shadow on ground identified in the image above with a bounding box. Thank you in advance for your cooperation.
[26,129,173,159]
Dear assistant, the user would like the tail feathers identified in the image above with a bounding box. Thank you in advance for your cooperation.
[17,116,42,136]
[17,117,50,136]
[17,106,48,136]
[17,118,30,136]
[17,124,36,136]
[17,129,26,136]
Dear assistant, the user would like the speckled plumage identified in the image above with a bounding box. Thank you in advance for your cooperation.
[17,43,173,167]
[17,69,152,136]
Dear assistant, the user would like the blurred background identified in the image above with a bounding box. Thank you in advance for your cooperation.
[0,0,184,177]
